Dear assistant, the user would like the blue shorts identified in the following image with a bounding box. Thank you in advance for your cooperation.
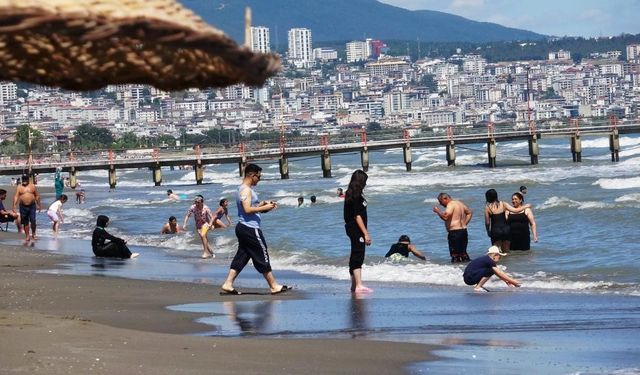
[19,203,36,225]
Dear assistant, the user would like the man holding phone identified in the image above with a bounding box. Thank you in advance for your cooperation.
[220,163,290,295]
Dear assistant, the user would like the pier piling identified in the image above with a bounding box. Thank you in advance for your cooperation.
[321,150,332,178]
[361,148,369,172]
[446,141,456,166]
[528,135,539,165]
[69,167,77,189]
[238,156,247,177]
[195,160,204,184]
[609,129,620,162]
[152,163,162,186]
[403,144,412,171]
[571,134,582,162]
[279,155,289,179]
[108,165,116,189]
[487,139,497,168]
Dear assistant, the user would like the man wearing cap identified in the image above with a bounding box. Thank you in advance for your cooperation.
[463,246,521,292]
[12,174,42,241]
[385,235,426,261]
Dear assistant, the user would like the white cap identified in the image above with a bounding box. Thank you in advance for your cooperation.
[487,246,507,256]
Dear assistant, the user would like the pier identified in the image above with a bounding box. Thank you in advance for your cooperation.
[1,121,639,187]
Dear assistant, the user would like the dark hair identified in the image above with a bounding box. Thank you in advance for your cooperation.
[167,189,173,194]
[0,189,6,195]
[519,185,527,192]
[169,216,176,221]
[96,215,109,227]
[21,174,29,183]
[60,194,68,202]
[485,189,498,204]
[437,192,450,201]
[398,234,411,243]
[512,192,524,202]
[310,195,316,203]
[345,170,368,204]
[244,163,262,176]
[219,198,228,206]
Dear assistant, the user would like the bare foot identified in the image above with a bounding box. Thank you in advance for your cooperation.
[130,253,140,259]
[474,287,489,292]
[201,253,212,259]
[354,286,373,294]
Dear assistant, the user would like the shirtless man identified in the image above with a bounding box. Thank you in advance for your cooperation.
[161,216,181,234]
[433,192,473,263]
[13,174,42,241]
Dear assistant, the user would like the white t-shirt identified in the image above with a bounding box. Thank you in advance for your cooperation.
[48,200,63,213]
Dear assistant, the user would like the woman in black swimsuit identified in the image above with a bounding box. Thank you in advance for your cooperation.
[484,189,530,252]
[506,192,538,250]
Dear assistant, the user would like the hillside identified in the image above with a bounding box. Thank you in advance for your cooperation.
[179,0,544,45]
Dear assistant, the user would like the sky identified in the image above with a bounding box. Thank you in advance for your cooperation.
[378,0,640,38]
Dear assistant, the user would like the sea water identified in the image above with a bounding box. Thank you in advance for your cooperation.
[3,134,640,373]
[15,133,640,295]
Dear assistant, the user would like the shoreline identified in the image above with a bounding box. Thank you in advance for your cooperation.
[0,243,436,374]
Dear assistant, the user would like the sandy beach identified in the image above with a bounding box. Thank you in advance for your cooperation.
[0,240,435,374]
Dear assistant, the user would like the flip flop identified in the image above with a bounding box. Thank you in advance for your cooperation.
[271,285,291,295]
[219,289,241,295]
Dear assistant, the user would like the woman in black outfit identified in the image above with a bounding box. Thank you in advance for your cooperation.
[92,215,139,258]
[344,170,372,294]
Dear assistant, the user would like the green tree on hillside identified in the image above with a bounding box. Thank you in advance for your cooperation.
[15,125,46,152]
[73,123,114,149]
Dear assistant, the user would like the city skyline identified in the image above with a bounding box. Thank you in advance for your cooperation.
[379,0,640,38]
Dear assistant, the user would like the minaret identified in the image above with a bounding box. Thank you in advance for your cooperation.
[244,7,252,48]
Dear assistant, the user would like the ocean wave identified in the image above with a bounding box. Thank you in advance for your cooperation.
[537,196,614,210]
[271,254,637,295]
[594,176,640,190]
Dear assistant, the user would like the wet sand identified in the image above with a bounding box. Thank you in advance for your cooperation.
[0,240,435,374]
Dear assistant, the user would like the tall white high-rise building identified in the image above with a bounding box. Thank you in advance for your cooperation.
[0,81,17,105]
[288,28,312,67]
[250,26,270,54]
[627,44,640,61]
[346,40,371,63]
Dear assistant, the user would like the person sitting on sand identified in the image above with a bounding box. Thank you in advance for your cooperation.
[385,235,426,261]
[463,246,520,292]
[161,216,181,234]
[92,215,139,259]
[0,189,21,232]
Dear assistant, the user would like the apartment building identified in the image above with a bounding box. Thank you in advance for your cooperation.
[288,28,313,67]
[250,26,270,54]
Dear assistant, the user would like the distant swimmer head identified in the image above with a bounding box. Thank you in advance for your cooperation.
[310,195,317,203]
[398,234,411,243]
[167,189,173,194]
[96,215,110,227]
[169,216,177,223]
[519,185,528,194]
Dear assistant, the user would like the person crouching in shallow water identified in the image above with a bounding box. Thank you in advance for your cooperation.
[92,215,139,259]
[385,235,426,261]
[463,246,520,292]
[344,169,372,294]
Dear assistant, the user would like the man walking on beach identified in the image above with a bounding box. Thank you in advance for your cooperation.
[13,174,42,242]
[220,164,289,295]
[433,192,472,263]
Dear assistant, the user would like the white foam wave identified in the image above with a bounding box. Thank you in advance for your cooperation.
[272,255,634,293]
[615,193,640,203]
[594,176,640,190]
[537,196,613,210]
